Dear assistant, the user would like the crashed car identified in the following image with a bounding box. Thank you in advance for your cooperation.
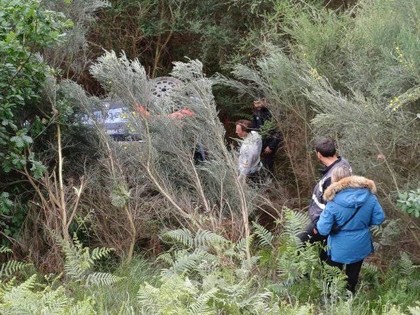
[83,76,182,141]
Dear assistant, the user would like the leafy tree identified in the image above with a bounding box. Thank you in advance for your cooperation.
[0,0,70,241]
[0,0,67,172]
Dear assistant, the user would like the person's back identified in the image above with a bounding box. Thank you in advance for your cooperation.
[308,137,351,226]
[308,156,351,225]
[318,176,384,263]
[316,168,385,293]
[236,120,262,180]
[299,137,351,262]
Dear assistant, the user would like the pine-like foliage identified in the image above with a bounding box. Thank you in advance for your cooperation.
[219,0,419,206]
[89,52,260,239]
[42,0,110,77]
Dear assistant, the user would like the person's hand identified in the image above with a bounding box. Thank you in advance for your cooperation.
[168,108,194,119]
[263,147,272,155]
[313,228,318,235]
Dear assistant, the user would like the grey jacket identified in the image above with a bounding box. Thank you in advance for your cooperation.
[238,131,262,176]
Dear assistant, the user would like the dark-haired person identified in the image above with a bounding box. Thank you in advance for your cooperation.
[235,119,262,181]
[317,166,385,294]
[299,137,351,261]
[251,98,282,174]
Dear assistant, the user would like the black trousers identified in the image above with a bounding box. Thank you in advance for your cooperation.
[326,258,364,293]
[298,222,329,262]
[261,151,275,173]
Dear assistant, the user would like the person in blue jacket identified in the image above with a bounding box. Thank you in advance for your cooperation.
[317,166,385,293]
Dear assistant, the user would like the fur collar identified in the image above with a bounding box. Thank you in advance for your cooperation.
[324,176,376,201]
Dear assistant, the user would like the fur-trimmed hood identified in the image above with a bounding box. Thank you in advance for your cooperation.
[324,175,377,202]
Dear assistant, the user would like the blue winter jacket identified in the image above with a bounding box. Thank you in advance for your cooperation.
[317,176,385,264]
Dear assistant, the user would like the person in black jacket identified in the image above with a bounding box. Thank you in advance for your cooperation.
[251,97,282,174]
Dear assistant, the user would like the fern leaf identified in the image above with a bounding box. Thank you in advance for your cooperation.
[162,229,194,248]
[252,222,274,248]
[156,252,174,266]
[163,248,211,276]
[0,246,12,254]
[283,209,310,238]
[194,230,229,248]
[91,247,114,261]
[0,260,32,278]
[235,235,254,259]
[400,252,417,276]
[39,287,69,314]
[86,272,124,286]
[362,262,378,274]
[188,287,218,315]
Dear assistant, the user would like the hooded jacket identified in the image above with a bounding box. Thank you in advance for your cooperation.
[316,176,385,264]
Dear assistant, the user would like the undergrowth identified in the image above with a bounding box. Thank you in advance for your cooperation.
[0,210,418,314]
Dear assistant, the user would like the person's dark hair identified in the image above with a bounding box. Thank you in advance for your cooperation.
[236,119,252,132]
[314,137,337,157]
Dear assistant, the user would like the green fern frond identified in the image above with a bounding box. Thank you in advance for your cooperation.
[235,235,254,259]
[7,273,37,294]
[163,248,213,276]
[0,260,32,278]
[240,255,259,271]
[73,234,84,249]
[194,230,229,248]
[400,252,417,276]
[156,252,174,266]
[252,222,274,248]
[362,262,379,277]
[0,275,95,314]
[38,288,69,314]
[86,272,124,286]
[67,297,96,315]
[378,220,400,246]
[90,247,114,261]
[188,287,218,315]
[64,247,90,280]
[162,229,194,248]
[137,282,160,308]
[0,277,16,296]
[0,246,12,254]
[61,234,115,284]
[283,209,310,238]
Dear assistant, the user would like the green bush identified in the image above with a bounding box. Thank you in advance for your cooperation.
[397,189,420,218]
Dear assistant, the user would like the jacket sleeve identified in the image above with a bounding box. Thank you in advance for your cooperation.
[316,203,335,236]
[370,195,385,225]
